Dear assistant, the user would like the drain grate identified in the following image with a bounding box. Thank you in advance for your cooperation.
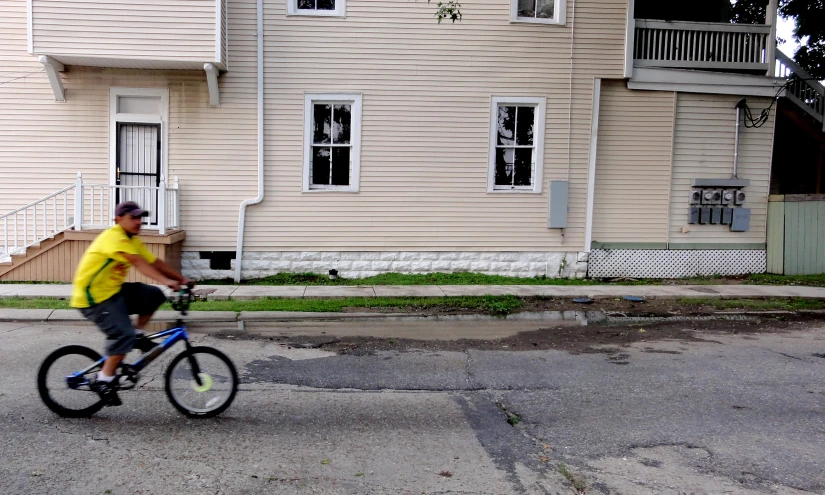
[689,287,720,294]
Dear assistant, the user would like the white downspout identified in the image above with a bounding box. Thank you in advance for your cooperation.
[234,0,265,282]
[583,78,602,253]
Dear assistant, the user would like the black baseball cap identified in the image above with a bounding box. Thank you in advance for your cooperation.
[115,201,149,218]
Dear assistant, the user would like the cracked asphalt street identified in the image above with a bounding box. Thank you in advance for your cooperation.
[0,319,824,494]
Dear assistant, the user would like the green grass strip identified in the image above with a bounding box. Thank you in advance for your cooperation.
[0,295,525,315]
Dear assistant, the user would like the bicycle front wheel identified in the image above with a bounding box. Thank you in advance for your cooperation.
[37,345,106,418]
[164,346,238,418]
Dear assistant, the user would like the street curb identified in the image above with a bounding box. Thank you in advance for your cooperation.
[3,306,825,324]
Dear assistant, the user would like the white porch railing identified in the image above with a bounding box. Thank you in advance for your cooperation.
[0,185,76,258]
[634,20,772,72]
[775,50,825,129]
[1,173,180,259]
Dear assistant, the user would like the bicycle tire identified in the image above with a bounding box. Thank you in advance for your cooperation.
[164,346,238,418]
[37,345,107,418]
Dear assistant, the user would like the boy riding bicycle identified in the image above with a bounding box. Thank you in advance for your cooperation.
[70,201,193,406]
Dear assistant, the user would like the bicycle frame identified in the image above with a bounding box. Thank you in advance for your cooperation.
[66,325,193,389]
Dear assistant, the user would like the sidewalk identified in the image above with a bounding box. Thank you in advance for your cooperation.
[2,283,825,300]
[2,283,825,324]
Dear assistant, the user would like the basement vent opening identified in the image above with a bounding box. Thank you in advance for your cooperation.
[199,251,236,270]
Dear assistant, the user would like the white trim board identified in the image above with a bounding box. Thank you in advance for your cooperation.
[27,0,33,54]
[108,88,170,189]
[583,79,601,252]
[623,0,634,78]
[628,68,786,97]
[216,0,222,65]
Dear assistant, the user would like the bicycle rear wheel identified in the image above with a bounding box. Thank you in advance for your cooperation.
[164,346,238,418]
[37,345,106,418]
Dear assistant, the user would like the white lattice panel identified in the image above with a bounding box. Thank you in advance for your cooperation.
[698,250,766,276]
[588,250,766,279]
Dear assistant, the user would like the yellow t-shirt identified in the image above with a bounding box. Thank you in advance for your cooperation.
[70,225,158,308]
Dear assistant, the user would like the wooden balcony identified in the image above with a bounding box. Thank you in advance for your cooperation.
[29,0,227,71]
[633,20,772,74]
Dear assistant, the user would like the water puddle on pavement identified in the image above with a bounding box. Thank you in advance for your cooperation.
[377,311,759,327]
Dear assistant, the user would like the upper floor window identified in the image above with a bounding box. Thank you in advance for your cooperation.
[511,0,565,25]
[303,94,362,192]
[488,97,546,193]
[288,0,346,16]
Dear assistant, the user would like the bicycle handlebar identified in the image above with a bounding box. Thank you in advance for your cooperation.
[169,285,196,315]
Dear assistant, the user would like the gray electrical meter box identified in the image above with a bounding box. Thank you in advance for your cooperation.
[548,180,569,229]
[731,208,751,232]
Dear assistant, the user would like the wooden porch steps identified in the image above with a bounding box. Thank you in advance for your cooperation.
[0,229,185,283]
[0,234,66,278]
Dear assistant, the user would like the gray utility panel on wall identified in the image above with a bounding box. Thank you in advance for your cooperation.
[548,180,569,229]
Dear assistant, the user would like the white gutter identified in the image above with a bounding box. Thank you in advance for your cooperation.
[234,0,265,282]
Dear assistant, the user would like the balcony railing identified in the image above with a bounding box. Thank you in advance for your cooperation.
[1,173,180,259]
[776,50,825,128]
[633,20,772,73]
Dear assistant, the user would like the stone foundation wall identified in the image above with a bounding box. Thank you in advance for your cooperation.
[182,251,589,280]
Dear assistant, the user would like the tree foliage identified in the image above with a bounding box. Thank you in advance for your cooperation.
[780,0,825,79]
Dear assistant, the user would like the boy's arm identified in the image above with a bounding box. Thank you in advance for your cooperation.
[121,253,181,290]
[151,258,193,287]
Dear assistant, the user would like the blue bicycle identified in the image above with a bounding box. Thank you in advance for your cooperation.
[37,288,239,418]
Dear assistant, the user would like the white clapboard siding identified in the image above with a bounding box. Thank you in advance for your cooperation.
[591,81,675,244]
[3,0,630,253]
[668,93,774,244]
[0,0,257,250]
[244,0,628,252]
[31,0,219,64]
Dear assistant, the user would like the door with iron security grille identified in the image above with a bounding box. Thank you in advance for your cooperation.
[116,123,161,225]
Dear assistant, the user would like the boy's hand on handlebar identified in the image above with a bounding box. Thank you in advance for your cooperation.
[183,278,195,289]
[166,279,182,291]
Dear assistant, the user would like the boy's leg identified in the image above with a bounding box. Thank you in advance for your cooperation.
[79,293,135,404]
[79,293,137,365]
[121,282,168,329]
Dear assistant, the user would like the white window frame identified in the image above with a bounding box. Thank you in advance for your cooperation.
[287,0,346,17]
[303,93,362,192]
[510,0,566,25]
[487,96,546,194]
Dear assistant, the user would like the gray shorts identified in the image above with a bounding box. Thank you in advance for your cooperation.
[80,283,167,356]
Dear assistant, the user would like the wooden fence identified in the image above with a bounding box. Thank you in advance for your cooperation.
[767,195,825,274]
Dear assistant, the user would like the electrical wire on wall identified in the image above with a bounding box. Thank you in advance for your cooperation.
[738,78,797,128]
[0,69,44,86]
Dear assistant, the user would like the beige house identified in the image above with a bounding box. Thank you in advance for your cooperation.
[0,0,819,281]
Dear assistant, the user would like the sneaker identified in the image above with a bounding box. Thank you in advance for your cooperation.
[91,378,122,407]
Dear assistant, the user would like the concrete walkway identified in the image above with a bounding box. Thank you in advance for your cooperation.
[1,283,825,300]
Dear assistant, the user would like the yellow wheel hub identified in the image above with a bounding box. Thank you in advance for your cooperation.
[191,373,213,393]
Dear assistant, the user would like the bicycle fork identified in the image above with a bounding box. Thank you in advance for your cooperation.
[185,340,204,387]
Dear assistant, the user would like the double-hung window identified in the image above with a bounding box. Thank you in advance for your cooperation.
[488,97,546,193]
[511,0,565,24]
[288,0,346,16]
[303,94,362,192]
